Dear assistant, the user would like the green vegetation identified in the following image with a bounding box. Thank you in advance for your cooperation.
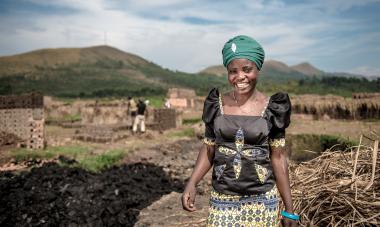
[78,149,125,172]
[11,146,88,162]
[293,76,380,97]
[135,63,228,95]
[10,146,128,172]
[168,128,195,138]
[63,114,82,122]
[0,45,378,98]
[257,76,380,97]
[183,117,202,125]
[288,134,358,163]
[1,61,377,98]
[0,58,228,98]
[145,95,166,108]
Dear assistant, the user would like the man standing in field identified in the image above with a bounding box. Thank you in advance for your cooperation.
[128,96,137,129]
[133,98,147,134]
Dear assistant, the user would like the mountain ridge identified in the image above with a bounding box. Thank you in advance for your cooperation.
[290,62,323,76]
[199,60,321,79]
[0,45,149,76]
[0,45,377,98]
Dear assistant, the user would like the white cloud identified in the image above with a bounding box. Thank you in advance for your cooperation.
[0,0,378,74]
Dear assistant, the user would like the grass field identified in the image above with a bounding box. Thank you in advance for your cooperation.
[8,146,128,172]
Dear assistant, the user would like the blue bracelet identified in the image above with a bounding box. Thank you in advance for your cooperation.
[281,210,300,221]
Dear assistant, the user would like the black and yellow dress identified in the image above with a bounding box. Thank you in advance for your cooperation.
[202,88,291,227]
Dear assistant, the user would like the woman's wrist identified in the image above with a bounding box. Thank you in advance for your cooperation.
[281,210,300,221]
[186,179,197,187]
[285,207,294,213]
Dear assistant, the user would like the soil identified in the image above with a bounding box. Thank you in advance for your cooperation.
[0,162,183,227]
[0,139,210,227]
[1,114,378,226]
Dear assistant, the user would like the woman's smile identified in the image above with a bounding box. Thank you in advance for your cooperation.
[236,82,249,88]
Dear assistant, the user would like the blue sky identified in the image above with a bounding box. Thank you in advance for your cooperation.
[0,0,379,76]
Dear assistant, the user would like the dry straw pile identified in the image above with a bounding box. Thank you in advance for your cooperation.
[291,94,380,120]
[291,133,379,226]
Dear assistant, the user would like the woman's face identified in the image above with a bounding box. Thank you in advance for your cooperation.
[227,58,259,95]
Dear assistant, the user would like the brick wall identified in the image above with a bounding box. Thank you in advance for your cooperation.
[153,109,176,131]
[0,93,44,149]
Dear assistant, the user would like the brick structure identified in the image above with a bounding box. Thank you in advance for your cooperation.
[152,109,176,131]
[0,93,44,149]
[73,125,127,143]
[166,88,205,111]
[167,88,195,109]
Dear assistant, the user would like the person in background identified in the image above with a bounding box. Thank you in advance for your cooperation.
[128,96,137,129]
[133,98,147,134]
[181,35,298,226]
[164,98,171,108]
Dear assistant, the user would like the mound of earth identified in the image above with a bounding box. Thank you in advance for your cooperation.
[0,162,183,227]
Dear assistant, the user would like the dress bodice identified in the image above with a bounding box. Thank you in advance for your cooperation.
[202,88,291,195]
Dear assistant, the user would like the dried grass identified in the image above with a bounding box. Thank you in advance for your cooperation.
[291,132,379,226]
[292,94,380,120]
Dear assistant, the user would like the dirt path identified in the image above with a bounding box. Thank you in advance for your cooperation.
[124,138,211,226]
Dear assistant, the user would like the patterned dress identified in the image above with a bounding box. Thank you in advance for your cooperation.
[202,88,291,227]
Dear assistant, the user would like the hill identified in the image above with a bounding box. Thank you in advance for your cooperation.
[199,65,226,77]
[0,46,228,97]
[290,62,323,76]
[0,46,149,76]
[200,60,310,81]
[198,60,379,97]
[0,46,378,98]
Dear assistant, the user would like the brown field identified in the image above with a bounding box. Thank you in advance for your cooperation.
[289,113,380,141]
[1,95,379,226]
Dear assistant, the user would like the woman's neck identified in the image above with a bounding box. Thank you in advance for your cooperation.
[233,88,257,105]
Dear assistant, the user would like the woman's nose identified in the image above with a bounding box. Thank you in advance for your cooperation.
[237,71,246,80]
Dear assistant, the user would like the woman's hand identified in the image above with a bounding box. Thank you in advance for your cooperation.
[281,218,298,227]
[181,183,197,212]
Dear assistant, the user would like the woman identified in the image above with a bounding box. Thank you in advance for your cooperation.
[181,35,299,226]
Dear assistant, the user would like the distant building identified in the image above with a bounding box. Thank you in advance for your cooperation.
[166,88,203,110]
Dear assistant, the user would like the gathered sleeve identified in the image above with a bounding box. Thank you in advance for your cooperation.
[266,92,291,147]
[202,88,221,146]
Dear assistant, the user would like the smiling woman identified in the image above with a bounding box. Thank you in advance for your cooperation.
[182,35,299,227]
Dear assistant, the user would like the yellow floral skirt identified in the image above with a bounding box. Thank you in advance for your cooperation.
[207,186,280,227]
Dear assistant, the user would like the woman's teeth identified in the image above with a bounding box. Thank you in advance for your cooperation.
[236,83,249,89]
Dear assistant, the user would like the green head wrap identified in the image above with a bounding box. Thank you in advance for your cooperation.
[222,35,265,71]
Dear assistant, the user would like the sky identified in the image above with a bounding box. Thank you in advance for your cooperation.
[0,0,379,76]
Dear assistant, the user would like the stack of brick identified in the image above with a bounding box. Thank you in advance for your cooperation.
[73,125,127,143]
[167,88,196,110]
[152,109,176,131]
[0,93,44,149]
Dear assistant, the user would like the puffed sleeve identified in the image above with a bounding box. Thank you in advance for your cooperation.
[201,88,221,146]
[266,92,291,147]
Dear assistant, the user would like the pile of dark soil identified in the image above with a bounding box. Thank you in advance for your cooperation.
[0,162,183,226]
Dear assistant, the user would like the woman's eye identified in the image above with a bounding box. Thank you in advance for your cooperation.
[243,67,252,73]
